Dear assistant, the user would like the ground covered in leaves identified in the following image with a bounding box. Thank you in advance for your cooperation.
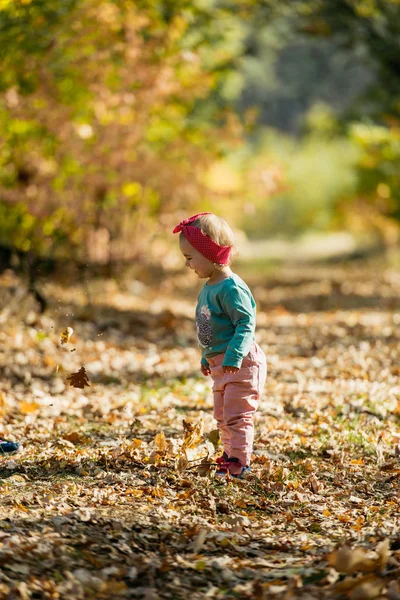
[1,259,400,600]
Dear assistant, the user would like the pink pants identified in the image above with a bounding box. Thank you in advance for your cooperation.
[208,342,267,466]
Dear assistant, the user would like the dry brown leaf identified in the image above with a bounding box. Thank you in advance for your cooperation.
[62,431,87,445]
[154,431,167,453]
[328,545,378,575]
[66,366,90,389]
[349,575,384,600]
[376,539,390,570]
[182,419,204,450]
[309,474,321,494]
[197,456,212,477]
[387,580,400,600]
[176,455,188,472]
[208,429,220,449]
[191,529,208,553]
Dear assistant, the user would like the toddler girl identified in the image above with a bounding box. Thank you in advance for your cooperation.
[173,212,267,478]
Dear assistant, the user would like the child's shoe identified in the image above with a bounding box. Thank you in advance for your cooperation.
[215,456,250,479]
[0,439,21,456]
[215,451,228,465]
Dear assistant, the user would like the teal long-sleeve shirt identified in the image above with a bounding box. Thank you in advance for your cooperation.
[195,274,256,369]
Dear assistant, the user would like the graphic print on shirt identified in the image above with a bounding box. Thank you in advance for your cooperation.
[196,305,212,347]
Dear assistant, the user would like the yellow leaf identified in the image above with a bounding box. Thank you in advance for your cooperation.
[19,401,40,414]
[195,560,207,571]
[130,438,142,448]
[338,514,351,523]
[124,489,144,497]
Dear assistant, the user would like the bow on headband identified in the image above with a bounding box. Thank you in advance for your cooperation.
[173,212,231,265]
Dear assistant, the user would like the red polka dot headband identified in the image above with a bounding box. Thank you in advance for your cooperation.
[173,212,232,265]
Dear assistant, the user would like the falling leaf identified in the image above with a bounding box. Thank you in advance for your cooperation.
[66,366,90,389]
[60,327,73,345]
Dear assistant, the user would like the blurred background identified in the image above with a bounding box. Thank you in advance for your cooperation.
[1,0,400,284]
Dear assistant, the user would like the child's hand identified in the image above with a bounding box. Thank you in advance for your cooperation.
[222,365,240,374]
[201,363,211,376]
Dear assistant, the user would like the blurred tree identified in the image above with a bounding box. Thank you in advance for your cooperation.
[0,0,253,264]
[298,0,400,232]
[239,6,374,133]
[236,0,400,238]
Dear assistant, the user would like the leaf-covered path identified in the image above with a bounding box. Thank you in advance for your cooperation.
[1,261,400,599]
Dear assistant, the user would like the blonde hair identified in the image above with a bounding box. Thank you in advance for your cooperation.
[191,213,237,264]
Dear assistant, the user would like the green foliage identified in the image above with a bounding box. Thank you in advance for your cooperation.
[234,0,400,237]
[340,119,400,237]
[3,0,400,261]
[0,0,78,93]
[229,117,360,238]
[238,4,374,133]
[0,0,252,262]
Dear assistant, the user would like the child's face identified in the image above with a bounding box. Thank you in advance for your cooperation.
[179,234,215,279]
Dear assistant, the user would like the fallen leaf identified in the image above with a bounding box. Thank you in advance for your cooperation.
[182,419,204,451]
[19,401,40,414]
[310,475,322,494]
[208,429,220,449]
[349,575,384,600]
[328,545,379,575]
[0,392,6,416]
[154,431,167,453]
[191,529,208,553]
